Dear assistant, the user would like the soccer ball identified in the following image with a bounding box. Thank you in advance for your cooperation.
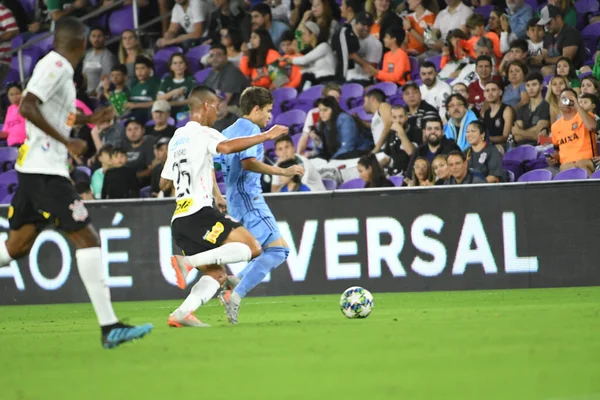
[340,286,374,319]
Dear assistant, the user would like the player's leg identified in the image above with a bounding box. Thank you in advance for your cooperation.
[42,176,152,348]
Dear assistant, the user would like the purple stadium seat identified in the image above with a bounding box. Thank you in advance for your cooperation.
[474,5,494,18]
[215,170,224,183]
[291,133,302,149]
[340,83,364,110]
[11,34,25,49]
[427,54,442,71]
[553,167,588,181]
[0,147,18,172]
[273,110,306,135]
[140,186,152,198]
[408,56,420,81]
[194,67,213,84]
[1,193,14,205]
[177,117,190,128]
[590,170,600,179]
[108,6,137,36]
[263,140,276,158]
[293,85,324,112]
[0,184,9,202]
[503,145,538,179]
[218,182,226,195]
[349,106,373,122]
[389,176,403,187]
[517,169,552,182]
[0,170,19,192]
[146,117,175,127]
[367,82,397,97]
[154,46,184,77]
[76,166,91,177]
[27,33,53,54]
[186,44,211,74]
[272,87,298,114]
[322,178,337,190]
[575,0,599,14]
[581,23,600,55]
[338,178,365,190]
[525,0,539,10]
[20,0,36,14]
[11,51,37,80]
[389,95,407,106]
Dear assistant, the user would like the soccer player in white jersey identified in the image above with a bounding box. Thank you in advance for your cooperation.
[160,85,289,327]
[0,18,153,349]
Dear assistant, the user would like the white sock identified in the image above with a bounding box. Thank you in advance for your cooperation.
[76,247,119,326]
[186,242,251,267]
[173,275,220,316]
[0,241,14,266]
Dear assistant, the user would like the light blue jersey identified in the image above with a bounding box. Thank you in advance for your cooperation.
[221,118,281,247]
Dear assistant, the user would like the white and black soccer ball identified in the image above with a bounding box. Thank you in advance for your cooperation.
[340,286,374,319]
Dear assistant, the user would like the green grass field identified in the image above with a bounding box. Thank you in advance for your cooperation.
[0,287,599,400]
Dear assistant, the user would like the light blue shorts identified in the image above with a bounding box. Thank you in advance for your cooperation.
[234,201,281,248]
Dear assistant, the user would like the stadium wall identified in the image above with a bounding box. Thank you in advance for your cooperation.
[1,181,600,305]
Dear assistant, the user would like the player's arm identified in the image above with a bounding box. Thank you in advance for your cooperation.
[241,158,304,178]
[159,177,174,193]
[212,170,227,212]
[216,125,289,154]
[75,106,115,126]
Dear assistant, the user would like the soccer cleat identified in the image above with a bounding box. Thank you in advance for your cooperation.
[223,275,241,290]
[167,312,211,328]
[218,290,241,325]
[101,322,153,349]
[171,255,193,290]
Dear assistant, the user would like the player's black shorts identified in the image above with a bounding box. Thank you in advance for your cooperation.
[171,206,242,255]
[8,172,91,233]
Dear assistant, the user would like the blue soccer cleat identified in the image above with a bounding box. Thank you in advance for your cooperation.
[102,322,153,349]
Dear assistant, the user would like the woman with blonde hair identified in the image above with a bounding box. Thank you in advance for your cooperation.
[431,154,450,185]
[118,30,147,88]
[545,75,569,124]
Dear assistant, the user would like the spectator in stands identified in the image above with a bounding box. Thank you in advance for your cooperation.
[2,83,25,147]
[272,136,326,192]
[298,83,341,155]
[125,56,160,125]
[277,159,311,192]
[150,137,171,197]
[546,75,569,124]
[364,27,410,86]
[578,94,599,121]
[419,61,451,121]
[82,27,116,96]
[157,54,196,121]
[452,82,469,100]
[548,0,576,28]
[208,0,251,44]
[503,60,529,109]
[76,182,94,201]
[22,1,51,39]
[298,0,339,43]
[68,156,91,185]
[100,64,129,117]
[447,36,494,86]
[402,81,439,145]
[406,118,461,179]
[90,144,114,199]
[432,154,450,185]
[402,0,437,57]
[218,27,244,67]
[102,147,140,199]
[71,107,96,162]
[548,88,598,176]
[157,0,209,50]
[277,31,303,89]
[213,94,239,131]
[539,5,586,75]
[525,17,544,65]
[0,4,17,84]
[361,89,392,153]
[432,0,472,47]
[313,96,372,160]
[439,28,470,73]
[405,157,434,186]
[581,76,600,116]
[123,118,156,187]
[498,39,528,76]
[146,100,177,139]
[283,21,336,89]
[239,29,281,89]
[444,93,478,151]
[381,105,414,176]
[512,72,550,146]
[357,153,394,188]
[468,55,502,113]
[445,150,486,185]
[345,11,383,86]
[365,0,402,44]
[465,120,505,183]
[555,57,581,93]
[205,44,250,113]
[465,13,502,60]
[486,7,518,55]
[46,0,89,21]
[290,0,312,30]
[3,1,27,33]
[118,30,147,88]
[90,119,126,153]
[251,3,290,50]
[483,80,514,153]
[505,0,533,40]
[331,0,364,83]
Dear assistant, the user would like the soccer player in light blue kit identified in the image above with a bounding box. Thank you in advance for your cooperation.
[219,87,304,324]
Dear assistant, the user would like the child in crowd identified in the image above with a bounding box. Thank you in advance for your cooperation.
[125,56,160,124]
[1,83,26,147]
[101,148,140,199]
[90,145,114,199]
[100,64,130,117]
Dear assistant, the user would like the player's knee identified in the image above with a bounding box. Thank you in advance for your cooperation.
[205,265,227,285]
[264,246,289,265]
[249,240,262,259]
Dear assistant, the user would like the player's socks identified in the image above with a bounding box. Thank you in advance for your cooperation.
[0,241,14,266]
[233,246,289,298]
[76,247,119,326]
[187,242,252,267]
[173,275,220,315]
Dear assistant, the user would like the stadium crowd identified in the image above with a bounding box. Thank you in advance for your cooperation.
[0,0,600,200]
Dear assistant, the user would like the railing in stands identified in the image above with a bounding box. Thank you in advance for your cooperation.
[7,0,170,84]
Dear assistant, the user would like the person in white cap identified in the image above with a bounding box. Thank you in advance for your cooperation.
[147,100,176,140]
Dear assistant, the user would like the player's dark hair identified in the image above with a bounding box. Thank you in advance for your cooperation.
[251,3,272,18]
[525,71,544,84]
[280,30,295,43]
[447,150,466,162]
[240,86,274,116]
[54,17,87,51]
[580,93,598,105]
[111,63,128,75]
[188,85,219,110]
[365,88,386,103]
[75,182,92,195]
[274,135,293,146]
[420,61,436,71]
[358,153,386,187]
[475,55,492,68]
[134,55,153,69]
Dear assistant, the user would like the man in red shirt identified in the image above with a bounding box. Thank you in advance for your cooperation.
[468,55,502,114]
[0,4,19,84]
